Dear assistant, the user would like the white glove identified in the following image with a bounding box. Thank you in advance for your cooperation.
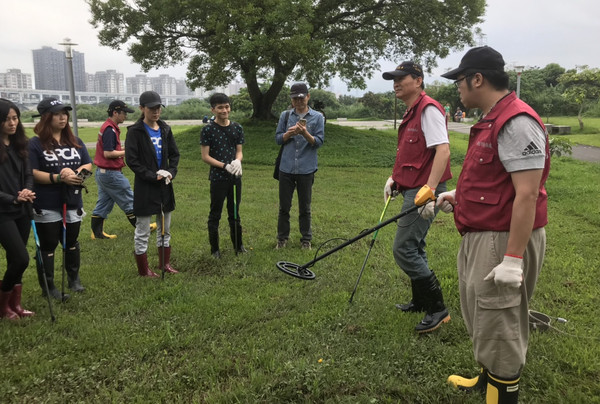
[230,159,243,177]
[156,169,172,184]
[384,177,396,202]
[436,189,456,213]
[484,255,523,288]
[224,164,236,175]
[418,201,435,219]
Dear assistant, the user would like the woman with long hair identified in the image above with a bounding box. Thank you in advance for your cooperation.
[0,99,36,320]
[29,98,92,300]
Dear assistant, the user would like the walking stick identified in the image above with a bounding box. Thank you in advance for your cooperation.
[29,205,56,322]
[233,181,238,256]
[349,195,392,303]
[160,203,165,280]
[61,202,67,302]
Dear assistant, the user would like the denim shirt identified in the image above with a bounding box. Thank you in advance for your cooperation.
[275,107,324,174]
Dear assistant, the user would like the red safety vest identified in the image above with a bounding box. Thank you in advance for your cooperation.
[94,119,126,170]
[454,92,550,234]
[392,92,452,191]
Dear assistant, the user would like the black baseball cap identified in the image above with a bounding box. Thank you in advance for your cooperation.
[108,100,135,114]
[441,46,505,80]
[139,91,164,108]
[382,61,424,80]
[290,83,308,98]
[34,98,72,117]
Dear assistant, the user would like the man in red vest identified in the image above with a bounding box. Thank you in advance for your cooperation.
[382,62,452,333]
[91,100,155,239]
[438,46,550,404]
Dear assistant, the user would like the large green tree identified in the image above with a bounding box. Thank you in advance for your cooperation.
[558,67,600,130]
[88,0,485,120]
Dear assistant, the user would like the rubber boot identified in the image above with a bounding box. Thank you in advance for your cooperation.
[230,222,247,254]
[36,251,70,301]
[415,272,450,333]
[91,215,117,239]
[486,372,520,404]
[8,284,35,318]
[209,230,220,258]
[65,242,85,292]
[395,279,426,312]
[134,252,159,277]
[126,212,156,232]
[448,368,487,394]
[0,288,19,320]
[158,246,179,274]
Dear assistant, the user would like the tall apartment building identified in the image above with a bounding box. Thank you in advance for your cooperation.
[32,46,86,91]
[92,70,125,93]
[151,74,178,96]
[0,69,33,89]
[126,74,153,95]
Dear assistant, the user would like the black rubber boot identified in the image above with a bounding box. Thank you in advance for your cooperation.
[126,212,137,228]
[447,368,487,394]
[414,272,450,333]
[395,279,426,312]
[486,372,520,404]
[65,242,85,292]
[209,230,220,258]
[36,251,70,301]
[91,215,117,239]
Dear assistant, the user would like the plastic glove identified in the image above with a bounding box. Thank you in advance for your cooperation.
[230,159,243,177]
[418,201,435,219]
[436,189,456,213]
[224,164,236,175]
[484,255,523,288]
[156,169,172,184]
[384,177,396,202]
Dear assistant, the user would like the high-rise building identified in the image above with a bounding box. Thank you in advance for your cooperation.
[32,46,86,91]
[0,69,33,89]
[93,70,125,94]
[126,74,153,95]
[152,74,177,96]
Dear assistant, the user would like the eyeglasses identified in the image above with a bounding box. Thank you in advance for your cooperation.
[453,74,474,88]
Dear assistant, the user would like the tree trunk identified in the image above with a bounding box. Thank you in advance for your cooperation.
[578,105,584,131]
[242,67,289,121]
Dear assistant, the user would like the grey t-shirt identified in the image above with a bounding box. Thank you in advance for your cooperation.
[498,115,546,172]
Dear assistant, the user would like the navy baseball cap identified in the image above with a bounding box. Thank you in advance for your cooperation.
[34,98,72,117]
[441,46,505,80]
[382,61,424,80]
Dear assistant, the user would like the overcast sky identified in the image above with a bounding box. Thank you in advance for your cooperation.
[1,0,598,95]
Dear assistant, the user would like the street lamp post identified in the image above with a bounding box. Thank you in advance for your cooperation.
[515,65,524,99]
[59,38,79,137]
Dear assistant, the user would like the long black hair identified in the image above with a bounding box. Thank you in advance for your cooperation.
[0,99,29,162]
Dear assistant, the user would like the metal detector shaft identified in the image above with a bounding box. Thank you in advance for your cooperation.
[233,181,238,256]
[61,203,67,302]
[160,203,165,280]
[349,195,392,303]
[299,205,419,270]
[31,218,56,322]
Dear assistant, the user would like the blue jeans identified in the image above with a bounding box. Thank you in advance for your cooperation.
[277,171,314,242]
[392,182,447,280]
[92,168,134,218]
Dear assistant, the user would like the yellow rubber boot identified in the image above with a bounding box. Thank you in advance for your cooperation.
[448,368,487,393]
[486,372,520,404]
[91,216,117,239]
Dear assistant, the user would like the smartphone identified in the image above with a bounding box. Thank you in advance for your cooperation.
[299,118,307,126]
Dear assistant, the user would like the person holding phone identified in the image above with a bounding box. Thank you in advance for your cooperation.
[274,83,324,250]
[29,98,92,298]
[0,99,36,319]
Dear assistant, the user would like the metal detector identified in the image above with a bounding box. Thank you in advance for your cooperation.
[276,204,420,280]
[349,195,392,303]
[30,206,56,322]
[233,181,239,256]
[61,202,68,302]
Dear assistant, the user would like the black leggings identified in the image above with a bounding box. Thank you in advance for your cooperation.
[0,214,31,291]
[35,220,81,252]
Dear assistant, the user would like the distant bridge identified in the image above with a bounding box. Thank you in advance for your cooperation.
[0,88,197,110]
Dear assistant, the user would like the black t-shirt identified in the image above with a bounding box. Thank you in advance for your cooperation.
[200,121,245,181]
[28,136,92,210]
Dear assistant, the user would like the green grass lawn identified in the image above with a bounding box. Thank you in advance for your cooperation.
[1,123,599,403]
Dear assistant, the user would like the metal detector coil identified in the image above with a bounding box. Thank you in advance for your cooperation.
[275,205,420,280]
[276,261,316,280]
